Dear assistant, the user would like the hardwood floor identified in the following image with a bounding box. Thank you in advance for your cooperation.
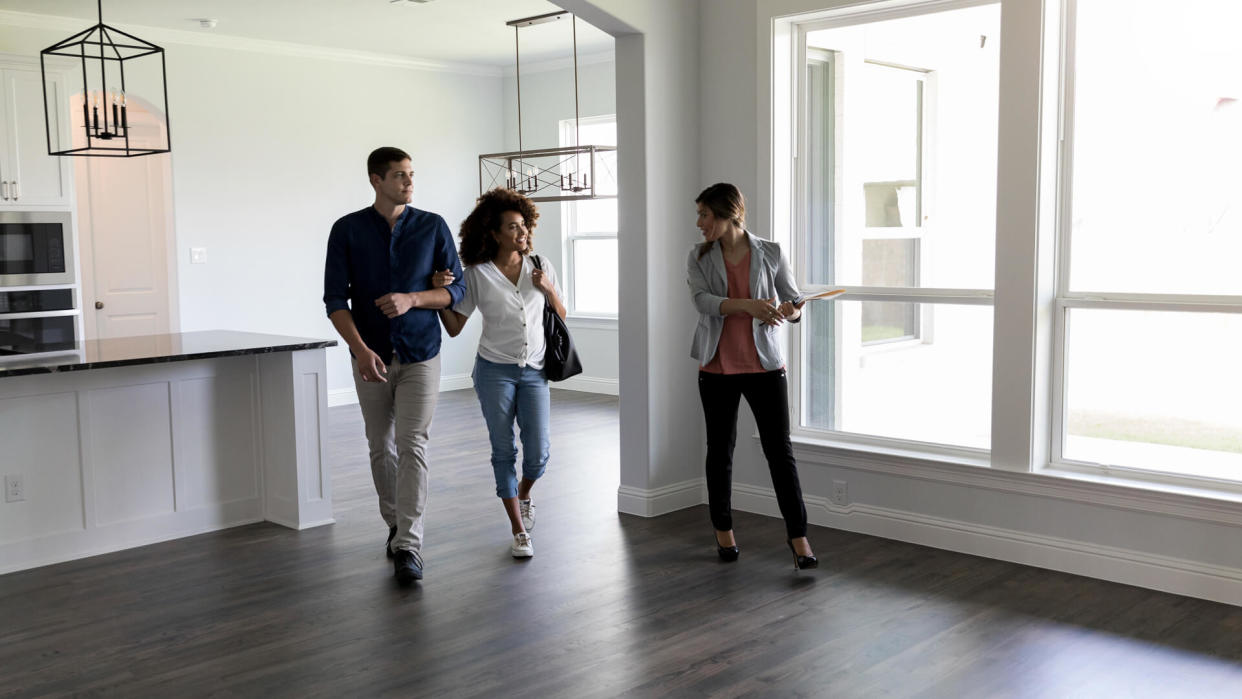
[4,389,1242,697]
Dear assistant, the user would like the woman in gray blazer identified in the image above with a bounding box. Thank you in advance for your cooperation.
[687,183,817,570]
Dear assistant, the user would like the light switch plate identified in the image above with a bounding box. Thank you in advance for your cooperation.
[4,474,23,502]
[190,247,207,264]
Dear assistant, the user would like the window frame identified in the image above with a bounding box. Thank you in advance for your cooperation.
[787,0,998,460]
[559,113,618,321]
[1046,0,1242,484]
[776,0,1242,492]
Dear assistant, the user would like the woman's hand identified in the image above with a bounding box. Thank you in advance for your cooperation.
[531,268,554,296]
[777,299,805,322]
[430,269,455,288]
[747,298,783,326]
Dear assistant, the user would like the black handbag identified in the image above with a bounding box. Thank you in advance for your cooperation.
[531,255,583,381]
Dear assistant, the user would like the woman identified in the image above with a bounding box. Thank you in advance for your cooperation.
[435,188,565,558]
[687,182,817,570]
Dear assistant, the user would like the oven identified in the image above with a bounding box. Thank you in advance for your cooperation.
[0,211,75,286]
[0,211,78,355]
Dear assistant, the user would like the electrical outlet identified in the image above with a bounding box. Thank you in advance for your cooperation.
[4,474,23,502]
[831,479,848,507]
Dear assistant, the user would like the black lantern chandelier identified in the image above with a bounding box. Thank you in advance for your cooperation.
[478,11,617,203]
[40,0,171,157]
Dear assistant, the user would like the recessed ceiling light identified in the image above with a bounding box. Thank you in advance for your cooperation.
[194,18,218,29]
[390,0,435,5]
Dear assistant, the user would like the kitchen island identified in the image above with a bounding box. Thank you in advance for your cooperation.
[0,331,336,574]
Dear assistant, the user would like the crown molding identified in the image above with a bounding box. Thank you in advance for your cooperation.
[502,50,615,77]
[0,10,503,78]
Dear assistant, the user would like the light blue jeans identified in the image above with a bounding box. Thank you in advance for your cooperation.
[472,355,550,499]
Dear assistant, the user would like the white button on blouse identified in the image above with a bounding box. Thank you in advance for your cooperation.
[454,255,560,369]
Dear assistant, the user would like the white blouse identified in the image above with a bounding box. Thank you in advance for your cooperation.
[455,254,562,369]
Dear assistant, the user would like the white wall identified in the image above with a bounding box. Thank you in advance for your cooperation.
[500,56,620,391]
[0,18,504,400]
[553,0,704,511]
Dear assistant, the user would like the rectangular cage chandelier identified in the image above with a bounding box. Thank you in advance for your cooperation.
[478,11,616,203]
[40,0,172,157]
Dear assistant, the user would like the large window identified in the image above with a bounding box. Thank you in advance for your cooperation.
[1053,0,1242,480]
[560,115,618,317]
[797,2,1000,452]
[784,0,1242,488]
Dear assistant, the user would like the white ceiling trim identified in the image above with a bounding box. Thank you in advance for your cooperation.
[501,50,615,77]
[0,9,504,78]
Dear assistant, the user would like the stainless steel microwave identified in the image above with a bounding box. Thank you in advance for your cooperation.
[0,211,75,286]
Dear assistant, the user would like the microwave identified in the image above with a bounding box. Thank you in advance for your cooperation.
[0,211,75,286]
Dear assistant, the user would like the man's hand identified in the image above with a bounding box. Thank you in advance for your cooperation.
[356,346,388,383]
[375,292,417,319]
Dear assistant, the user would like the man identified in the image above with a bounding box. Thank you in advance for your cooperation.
[323,147,465,585]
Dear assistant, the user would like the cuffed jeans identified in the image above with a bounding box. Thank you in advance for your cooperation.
[698,369,808,540]
[352,354,440,554]
[472,355,550,499]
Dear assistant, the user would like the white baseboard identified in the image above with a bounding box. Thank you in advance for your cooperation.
[552,375,619,395]
[0,500,263,576]
[327,372,475,407]
[731,483,1242,607]
[618,479,706,517]
[328,387,358,407]
[440,373,473,392]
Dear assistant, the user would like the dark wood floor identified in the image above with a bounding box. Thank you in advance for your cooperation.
[5,389,1242,697]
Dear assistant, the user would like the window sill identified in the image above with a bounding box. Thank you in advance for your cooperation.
[789,432,990,470]
[566,314,618,330]
[1040,462,1242,505]
[778,433,1242,527]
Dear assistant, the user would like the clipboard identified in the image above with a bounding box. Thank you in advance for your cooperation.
[793,289,846,304]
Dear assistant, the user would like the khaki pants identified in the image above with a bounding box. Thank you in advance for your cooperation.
[352,354,440,554]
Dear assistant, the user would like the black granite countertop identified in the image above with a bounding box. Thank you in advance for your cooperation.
[0,330,337,378]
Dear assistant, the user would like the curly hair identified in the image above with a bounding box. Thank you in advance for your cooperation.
[458,188,540,266]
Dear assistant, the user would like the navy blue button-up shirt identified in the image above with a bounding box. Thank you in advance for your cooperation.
[323,205,465,364]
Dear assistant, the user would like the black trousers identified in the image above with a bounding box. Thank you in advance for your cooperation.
[698,369,808,540]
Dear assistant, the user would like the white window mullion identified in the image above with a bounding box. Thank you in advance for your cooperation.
[988,0,1058,473]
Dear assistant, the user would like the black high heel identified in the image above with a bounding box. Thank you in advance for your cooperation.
[787,539,818,570]
[715,531,739,562]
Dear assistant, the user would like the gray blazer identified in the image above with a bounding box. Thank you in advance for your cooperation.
[686,232,801,371]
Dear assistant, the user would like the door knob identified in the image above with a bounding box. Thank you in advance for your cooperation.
[95,301,104,309]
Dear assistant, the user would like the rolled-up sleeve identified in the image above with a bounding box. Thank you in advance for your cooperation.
[771,245,803,323]
[435,217,467,308]
[323,221,351,316]
[687,248,726,317]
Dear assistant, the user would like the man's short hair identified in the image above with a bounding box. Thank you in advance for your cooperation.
[367,147,411,179]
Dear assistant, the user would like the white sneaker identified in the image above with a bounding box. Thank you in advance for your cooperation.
[519,499,536,531]
[511,531,534,558]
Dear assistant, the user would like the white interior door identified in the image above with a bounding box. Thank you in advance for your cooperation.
[76,118,174,340]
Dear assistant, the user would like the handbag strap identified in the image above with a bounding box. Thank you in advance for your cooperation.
[529,254,553,311]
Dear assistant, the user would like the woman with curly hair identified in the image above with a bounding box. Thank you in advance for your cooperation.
[435,188,566,558]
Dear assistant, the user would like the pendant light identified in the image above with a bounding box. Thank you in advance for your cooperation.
[40,0,172,157]
[478,11,616,202]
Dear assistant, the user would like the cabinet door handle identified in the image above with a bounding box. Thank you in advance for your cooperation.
[95,301,104,309]
[0,181,8,200]
[10,180,17,201]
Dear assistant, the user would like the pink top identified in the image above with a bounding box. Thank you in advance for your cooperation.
[701,249,768,375]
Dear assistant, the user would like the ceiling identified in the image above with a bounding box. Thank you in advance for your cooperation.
[0,0,614,67]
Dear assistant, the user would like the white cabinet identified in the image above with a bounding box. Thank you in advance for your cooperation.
[0,65,72,208]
